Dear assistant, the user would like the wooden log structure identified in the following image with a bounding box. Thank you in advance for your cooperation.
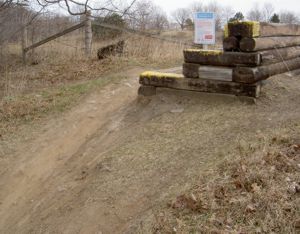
[183,63,233,81]
[184,49,261,66]
[223,36,239,51]
[182,63,200,78]
[260,46,300,65]
[233,57,300,83]
[227,21,300,38]
[139,71,261,97]
[240,36,300,52]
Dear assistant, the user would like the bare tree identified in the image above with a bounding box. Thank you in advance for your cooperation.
[262,2,275,22]
[127,0,168,31]
[247,3,263,21]
[189,1,225,30]
[222,5,235,24]
[151,7,168,32]
[189,1,203,20]
[172,8,189,30]
[280,11,299,24]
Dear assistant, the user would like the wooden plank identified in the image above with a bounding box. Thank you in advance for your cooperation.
[240,36,300,52]
[139,71,261,97]
[184,49,261,66]
[198,66,233,81]
[223,36,239,51]
[24,22,85,52]
[233,57,300,83]
[183,63,233,81]
[227,21,300,38]
[260,46,300,65]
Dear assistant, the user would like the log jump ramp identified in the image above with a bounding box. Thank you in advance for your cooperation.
[139,22,300,99]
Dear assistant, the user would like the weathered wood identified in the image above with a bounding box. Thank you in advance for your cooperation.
[233,57,300,83]
[227,21,300,38]
[139,71,261,97]
[183,63,233,81]
[223,36,239,51]
[260,46,300,65]
[199,66,233,81]
[85,11,92,57]
[240,36,300,52]
[183,63,200,78]
[24,22,85,52]
[184,49,261,66]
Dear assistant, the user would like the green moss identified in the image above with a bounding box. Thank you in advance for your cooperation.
[140,71,183,79]
[184,49,223,56]
[228,21,260,37]
[224,24,229,38]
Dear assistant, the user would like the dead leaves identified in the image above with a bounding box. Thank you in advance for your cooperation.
[171,194,204,212]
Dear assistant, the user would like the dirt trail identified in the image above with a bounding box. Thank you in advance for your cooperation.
[0,67,300,234]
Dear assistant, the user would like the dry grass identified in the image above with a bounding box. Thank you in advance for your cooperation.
[1,32,187,97]
[153,133,300,234]
[0,31,187,138]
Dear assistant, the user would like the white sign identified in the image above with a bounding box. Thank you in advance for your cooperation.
[194,12,216,45]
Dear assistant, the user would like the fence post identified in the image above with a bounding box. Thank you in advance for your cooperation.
[22,25,27,64]
[85,10,92,57]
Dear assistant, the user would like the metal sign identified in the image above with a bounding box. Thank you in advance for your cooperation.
[194,12,216,45]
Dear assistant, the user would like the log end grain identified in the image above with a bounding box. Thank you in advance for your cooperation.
[233,67,257,83]
[223,37,239,51]
[240,38,256,52]
[182,63,200,78]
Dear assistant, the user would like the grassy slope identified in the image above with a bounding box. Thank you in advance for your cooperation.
[151,127,300,234]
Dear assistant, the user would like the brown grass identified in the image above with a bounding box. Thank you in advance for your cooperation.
[0,31,188,138]
[152,133,300,234]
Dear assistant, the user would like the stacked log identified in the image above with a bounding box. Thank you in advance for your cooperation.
[223,21,300,83]
[139,22,300,97]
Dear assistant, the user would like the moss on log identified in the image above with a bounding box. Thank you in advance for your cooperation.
[140,71,261,97]
[227,22,300,38]
[184,49,261,67]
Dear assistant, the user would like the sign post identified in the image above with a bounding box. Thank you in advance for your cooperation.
[194,12,216,49]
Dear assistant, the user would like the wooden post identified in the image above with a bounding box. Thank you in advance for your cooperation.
[22,25,27,64]
[85,10,92,57]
